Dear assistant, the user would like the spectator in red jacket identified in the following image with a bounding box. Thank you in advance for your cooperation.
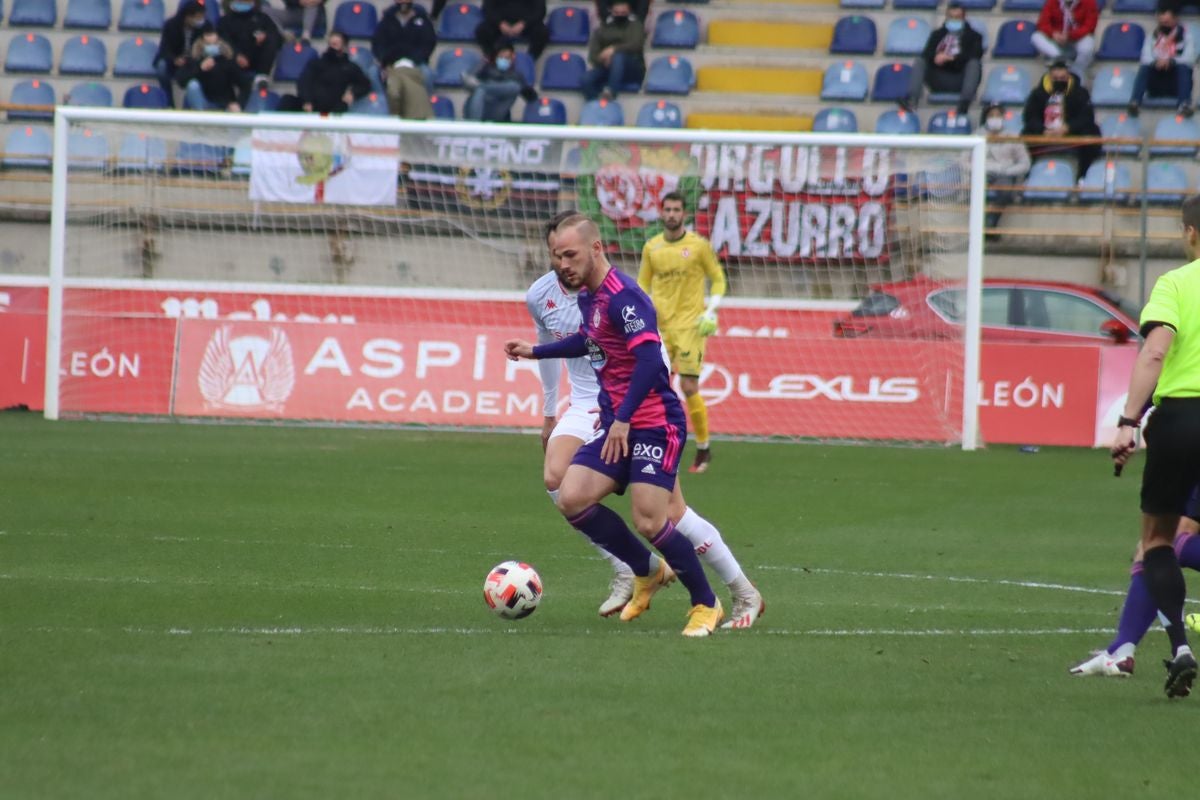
[1032,0,1098,76]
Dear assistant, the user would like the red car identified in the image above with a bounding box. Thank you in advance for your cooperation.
[832,276,1140,344]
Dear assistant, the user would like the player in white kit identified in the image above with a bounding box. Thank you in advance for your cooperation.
[527,211,765,628]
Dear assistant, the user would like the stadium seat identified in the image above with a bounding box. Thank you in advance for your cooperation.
[875,108,920,133]
[68,127,110,171]
[429,93,455,119]
[871,62,911,102]
[652,9,700,48]
[349,90,389,115]
[116,132,167,171]
[65,0,113,29]
[198,0,220,25]
[1078,160,1132,203]
[3,125,52,169]
[65,81,113,107]
[579,97,624,126]
[6,33,53,73]
[175,142,229,176]
[840,0,885,9]
[884,17,931,56]
[9,0,56,26]
[957,0,996,8]
[636,99,682,128]
[1091,65,1135,106]
[113,36,157,77]
[59,35,108,76]
[1023,158,1075,201]
[275,41,318,82]
[995,106,1023,135]
[928,109,972,134]
[523,95,566,124]
[980,64,1032,104]
[332,1,378,39]
[245,86,281,112]
[993,20,1037,57]
[968,17,990,50]
[1099,111,1142,154]
[1151,114,1200,156]
[515,51,536,86]
[892,0,937,9]
[644,55,692,94]
[1146,160,1189,204]
[540,51,587,90]
[8,78,54,121]
[1003,0,1045,9]
[813,106,858,132]
[1097,21,1145,60]
[348,44,383,92]
[1113,0,1157,10]
[438,3,483,41]
[434,47,483,87]
[830,15,877,54]
[821,60,868,101]
[547,6,589,44]
[122,82,169,108]
[118,0,163,30]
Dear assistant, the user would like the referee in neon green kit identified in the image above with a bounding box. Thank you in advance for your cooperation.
[1112,195,1200,698]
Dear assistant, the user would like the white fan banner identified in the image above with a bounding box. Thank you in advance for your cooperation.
[248,130,400,205]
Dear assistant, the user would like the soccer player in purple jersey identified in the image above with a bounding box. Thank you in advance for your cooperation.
[505,214,725,636]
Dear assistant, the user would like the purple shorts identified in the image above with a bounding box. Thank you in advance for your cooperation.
[571,421,686,493]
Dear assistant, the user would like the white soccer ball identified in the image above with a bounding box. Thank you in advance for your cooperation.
[483,561,543,619]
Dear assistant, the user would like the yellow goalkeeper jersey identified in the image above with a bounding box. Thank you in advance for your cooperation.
[637,231,727,332]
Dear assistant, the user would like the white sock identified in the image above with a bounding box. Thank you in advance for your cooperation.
[551,488,633,577]
[1111,642,1136,660]
[1176,644,1194,659]
[675,506,746,588]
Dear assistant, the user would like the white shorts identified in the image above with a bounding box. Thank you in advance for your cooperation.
[549,404,598,442]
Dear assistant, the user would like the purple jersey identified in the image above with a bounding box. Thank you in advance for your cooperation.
[576,268,686,430]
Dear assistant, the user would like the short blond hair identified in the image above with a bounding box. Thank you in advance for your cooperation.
[554,214,601,246]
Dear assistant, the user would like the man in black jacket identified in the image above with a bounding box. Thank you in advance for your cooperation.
[178,25,249,111]
[282,31,372,112]
[475,0,548,59]
[903,1,983,116]
[217,0,283,87]
[1021,60,1102,177]
[372,0,437,110]
[155,0,208,104]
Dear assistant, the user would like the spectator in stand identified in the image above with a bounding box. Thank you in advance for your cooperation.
[596,0,648,21]
[178,25,249,111]
[582,0,646,101]
[272,0,328,42]
[462,38,537,121]
[1022,59,1102,177]
[982,103,1031,235]
[475,0,549,60]
[1129,5,1195,117]
[278,30,372,112]
[372,0,437,114]
[1031,0,1098,77]
[902,1,982,116]
[155,1,208,105]
[218,0,283,88]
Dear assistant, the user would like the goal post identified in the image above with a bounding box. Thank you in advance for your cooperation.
[44,106,986,448]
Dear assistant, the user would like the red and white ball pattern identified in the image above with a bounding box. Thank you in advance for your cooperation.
[483,561,543,620]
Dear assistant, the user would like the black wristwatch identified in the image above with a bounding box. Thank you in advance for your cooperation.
[1118,416,1141,429]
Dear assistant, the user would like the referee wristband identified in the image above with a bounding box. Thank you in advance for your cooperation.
[1117,416,1140,429]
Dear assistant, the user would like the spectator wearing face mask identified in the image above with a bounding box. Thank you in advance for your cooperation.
[1129,6,1195,117]
[277,30,372,112]
[178,25,249,111]
[373,0,437,114]
[155,0,208,105]
[582,0,646,101]
[1031,0,1099,76]
[475,0,549,60]
[595,0,648,20]
[981,103,1031,234]
[1022,60,1102,177]
[903,1,982,116]
[218,0,283,88]
[462,38,537,121]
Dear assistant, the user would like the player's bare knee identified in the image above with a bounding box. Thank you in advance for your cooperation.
[631,511,667,539]
[543,469,562,493]
[555,486,590,518]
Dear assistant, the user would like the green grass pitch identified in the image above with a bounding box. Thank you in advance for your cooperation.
[0,411,1194,798]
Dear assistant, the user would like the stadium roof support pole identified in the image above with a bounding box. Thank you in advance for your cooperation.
[961,137,986,452]
[44,107,72,421]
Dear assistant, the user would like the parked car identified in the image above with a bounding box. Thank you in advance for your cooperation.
[832,276,1140,344]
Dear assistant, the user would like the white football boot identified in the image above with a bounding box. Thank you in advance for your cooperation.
[1068,650,1134,678]
[720,587,765,630]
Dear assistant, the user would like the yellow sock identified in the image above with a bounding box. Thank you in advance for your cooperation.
[686,392,709,448]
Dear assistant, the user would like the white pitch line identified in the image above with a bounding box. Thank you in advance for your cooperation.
[762,565,1130,598]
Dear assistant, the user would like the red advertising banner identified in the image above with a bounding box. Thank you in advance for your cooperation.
[0,312,44,410]
[977,343,1101,447]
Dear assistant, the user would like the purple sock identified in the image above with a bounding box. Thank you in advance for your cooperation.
[1176,532,1200,570]
[1106,562,1157,654]
[651,520,717,608]
[567,505,652,577]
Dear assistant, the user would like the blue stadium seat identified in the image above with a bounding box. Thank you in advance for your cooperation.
[980,63,1032,104]
[928,109,972,134]
[333,1,378,39]
[993,19,1037,57]
[875,108,920,134]
[175,142,229,176]
[3,125,52,169]
[884,17,931,56]
[9,78,54,120]
[995,105,1023,135]
[579,97,624,126]
[523,95,566,124]
[438,2,483,41]
[118,0,163,30]
[275,41,318,82]
[821,60,868,101]
[65,0,113,29]
[60,35,108,76]
[122,82,168,108]
[113,36,157,77]
[245,86,281,112]
[6,33,53,73]
[1097,21,1145,60]
[636,99,682,127]
[1151,113,1200,156]
[349,90,389,114]
[1099,111,1142,154]
[840,0,884,8]
[66,81,113,107]
[644,55,692,94]
[1091,65,1135,106]
[429,92,455,119]
[515,51,535,86]
[968,17,990,50]
[1078,160,1132,203]
[957,0,996,8]
[1113,0,1157,10]
[1003,0,1044,9]
[1146,160,1188,204]
[813,106,858,132]
[348,44,383,92]
[1023,158,1075,201]
[830,15,877,54]
[540,51,587,90]
[892,0,937,8]
[434,47,482,87]
[198,0,220,25]
[547,6,589,44]
[652,9,700,48]
[68,127,110,171]
[9,0,56,26]
[871,61,911,101]
[116,132,167,171]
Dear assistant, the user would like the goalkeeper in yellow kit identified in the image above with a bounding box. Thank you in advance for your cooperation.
[638,191,726,474]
